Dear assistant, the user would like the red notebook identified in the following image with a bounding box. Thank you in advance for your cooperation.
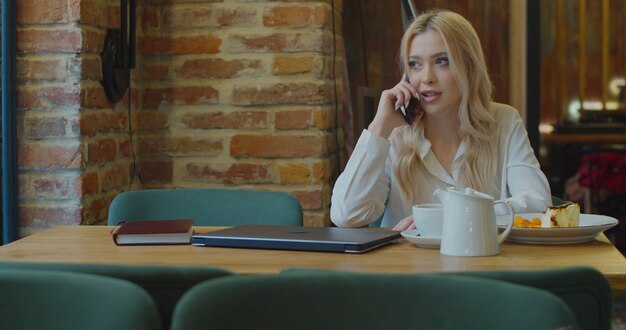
[111,219,194,245]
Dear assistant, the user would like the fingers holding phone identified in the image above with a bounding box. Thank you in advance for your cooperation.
[399,74,422,124]
[368,76,420,138]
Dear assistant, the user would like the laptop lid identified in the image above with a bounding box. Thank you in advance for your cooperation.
[192,225,401,254]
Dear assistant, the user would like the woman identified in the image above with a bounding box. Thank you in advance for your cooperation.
[331,10,551,230]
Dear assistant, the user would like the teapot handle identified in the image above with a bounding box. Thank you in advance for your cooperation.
[494,200,514,244]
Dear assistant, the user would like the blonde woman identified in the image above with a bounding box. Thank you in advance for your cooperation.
[331,10,551,230]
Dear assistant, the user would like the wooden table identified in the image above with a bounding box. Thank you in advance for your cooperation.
[2,226,626,291]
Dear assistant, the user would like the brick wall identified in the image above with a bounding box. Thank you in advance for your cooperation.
[15,0,344,235]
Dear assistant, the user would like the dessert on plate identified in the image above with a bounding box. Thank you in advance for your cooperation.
[541,202,580,228]
[513,202,580,228]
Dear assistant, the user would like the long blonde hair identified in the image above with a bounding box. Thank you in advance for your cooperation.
[393,10,497,201]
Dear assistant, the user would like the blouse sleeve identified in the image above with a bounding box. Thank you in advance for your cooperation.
[330,129,392,227]
[502,110,551,213]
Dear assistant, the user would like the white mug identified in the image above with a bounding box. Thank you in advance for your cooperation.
[412,203,443,237]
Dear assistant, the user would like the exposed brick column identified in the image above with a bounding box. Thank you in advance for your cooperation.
[137,0,343,227]
[16,0,134,235]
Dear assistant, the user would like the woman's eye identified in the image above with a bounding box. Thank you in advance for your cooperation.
[408,61,422,69]
[436,57,449,66]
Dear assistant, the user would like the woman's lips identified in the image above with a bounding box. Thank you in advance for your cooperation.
[420,90,441,103]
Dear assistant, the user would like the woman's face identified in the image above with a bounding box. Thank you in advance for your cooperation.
[407,30,461,117]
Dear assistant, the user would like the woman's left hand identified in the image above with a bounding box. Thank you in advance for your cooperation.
[393,215,416,231]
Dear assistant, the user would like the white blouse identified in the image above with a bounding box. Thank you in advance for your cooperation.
[331,102,551,228]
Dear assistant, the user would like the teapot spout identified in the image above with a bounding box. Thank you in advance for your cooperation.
[433,188,446,203]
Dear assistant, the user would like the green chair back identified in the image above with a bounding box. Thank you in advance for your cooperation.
[552,195,568,206]
[283,266,608,330]
[0,261,233,328]
[0,269,162,330]
[455,266,612,330]
[108,188,303,226]
[171,273,579,330]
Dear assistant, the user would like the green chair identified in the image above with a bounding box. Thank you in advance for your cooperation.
[0,269,161,330]
[0,261,233,328]
[552,195,568,206]
[455,266,612,330]
[108,188,303,226]
[282,266,609,330]
[171,273,579,330]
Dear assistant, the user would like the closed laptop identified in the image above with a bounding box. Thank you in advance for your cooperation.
[192,225,401,254]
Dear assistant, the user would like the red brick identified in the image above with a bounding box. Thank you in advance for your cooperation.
[24,115,68,139]
[71,0,118,28]
[229,33,286,52]
[19,142,82,169]
[312,160,330,183]
[81,29,105,53]
[141,7,159,31]
[19,173,80,199]
[292,189,323,209]
[215,7,258,27]
[279,163,310,184]
[17,0,67,24]
[17,58,67,81]
[17,86,81,109]
[304,211,329,227]
[18,28,82,53]
[313,4,329,27]
[139,160,173,184]
[232,83,324,105]
[139,135,223,157]
[263,6,311,27]
[138,111,169,131]
[181,111,268,129]
[69,57,101,80]
[80,171,100,195]
[228,32,324,53]
[275,110,311,129]
[175,58,262,79]
[272,55,314,75]
[185,162,272,184]
[82,86,113,108]
[119,139,134,157]
[139,35,221,55]
[19,205,82,228]
[163,7,213,29]
[97,112,128,133]
[87,138,117,165]
[140,62,170,81]
[80,113,98,137]
[313,107,334,129]
[82,196,111,225]
[101,163,130,192]
[231,134,327,158]
[143,86,218,107]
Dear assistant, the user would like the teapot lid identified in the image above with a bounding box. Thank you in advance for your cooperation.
[448,187,494,200]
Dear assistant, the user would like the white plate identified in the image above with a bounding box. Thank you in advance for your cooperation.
[401,230,441,248]
[498,213,619,244]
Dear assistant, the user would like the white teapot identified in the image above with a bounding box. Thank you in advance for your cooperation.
[434,187,514,256]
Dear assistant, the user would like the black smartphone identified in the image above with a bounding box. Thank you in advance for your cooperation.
[400,74,421,124]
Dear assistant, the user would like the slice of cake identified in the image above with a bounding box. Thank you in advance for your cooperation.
[540,202,580,228]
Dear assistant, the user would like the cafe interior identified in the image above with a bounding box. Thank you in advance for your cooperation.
[1,0,626,329]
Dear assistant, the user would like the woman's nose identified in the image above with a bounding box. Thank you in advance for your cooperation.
[422,67,436,84]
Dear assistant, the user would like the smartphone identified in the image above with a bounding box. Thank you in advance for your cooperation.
[399,74,421,124]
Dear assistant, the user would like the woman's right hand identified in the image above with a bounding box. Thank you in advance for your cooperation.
[367,77,419,139]
[392,215,416,231]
